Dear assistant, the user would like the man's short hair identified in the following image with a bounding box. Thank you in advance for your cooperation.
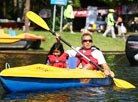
[81,34,93,42]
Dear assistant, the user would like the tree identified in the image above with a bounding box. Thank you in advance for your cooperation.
[24,0,30,32]
[79,0,138,8]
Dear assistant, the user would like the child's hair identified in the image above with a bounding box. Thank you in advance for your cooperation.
[49,42,64,55]
[45,42,64,63]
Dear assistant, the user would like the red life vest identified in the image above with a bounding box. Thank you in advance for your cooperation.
[48,53,68,68]
[76,49,98,70]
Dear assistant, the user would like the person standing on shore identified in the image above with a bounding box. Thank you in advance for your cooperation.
[63,0,75,34]
[116,15,123,36]
[103,9,116,38]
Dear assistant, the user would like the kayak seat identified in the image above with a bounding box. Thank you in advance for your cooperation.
[67,57,78,69]
[9,29,16,36]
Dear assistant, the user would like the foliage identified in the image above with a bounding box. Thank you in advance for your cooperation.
[103,0,138,7]
[0,0,137,21]
[73,0,81,7]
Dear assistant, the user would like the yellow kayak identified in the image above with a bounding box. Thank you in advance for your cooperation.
[0,64,113,93]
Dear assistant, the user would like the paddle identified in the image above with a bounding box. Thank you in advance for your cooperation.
[26,11,136,89]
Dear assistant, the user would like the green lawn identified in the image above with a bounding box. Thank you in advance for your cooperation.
[6,29,126,51]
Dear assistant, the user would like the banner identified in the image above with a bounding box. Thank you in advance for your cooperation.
[74,8,88,17]
[74,8,108,17]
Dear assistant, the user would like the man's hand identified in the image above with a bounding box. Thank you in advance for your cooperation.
[55,33,61,42]
[101,63,115,77]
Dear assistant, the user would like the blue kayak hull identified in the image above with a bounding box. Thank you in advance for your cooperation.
[0,76,112,93]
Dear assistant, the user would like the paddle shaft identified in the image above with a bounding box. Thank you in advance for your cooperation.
[49,30,104,72]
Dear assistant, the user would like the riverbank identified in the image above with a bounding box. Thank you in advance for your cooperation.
[0,50,125,55]
[3,29,126,51]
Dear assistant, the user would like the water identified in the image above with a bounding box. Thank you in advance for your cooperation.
[0,53,138,102]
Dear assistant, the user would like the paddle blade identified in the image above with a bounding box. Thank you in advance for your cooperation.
[113,78,136,89]
[26,11,50,31]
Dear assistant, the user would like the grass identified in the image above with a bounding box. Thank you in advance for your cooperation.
[5,29,126,51]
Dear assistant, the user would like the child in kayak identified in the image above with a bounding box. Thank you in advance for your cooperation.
[45,41,69,68]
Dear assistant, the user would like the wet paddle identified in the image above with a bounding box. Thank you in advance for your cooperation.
[26,11,136,89]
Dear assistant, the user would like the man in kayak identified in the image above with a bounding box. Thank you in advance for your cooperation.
[66,33,113,76]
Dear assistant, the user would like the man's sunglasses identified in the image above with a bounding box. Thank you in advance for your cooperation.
[82,40,92,43]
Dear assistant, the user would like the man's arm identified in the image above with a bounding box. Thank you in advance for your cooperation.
[101,63,111,76]
[92,50,114,76]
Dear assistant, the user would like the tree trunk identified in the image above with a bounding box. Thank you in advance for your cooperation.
[24,0,30,32]
[3,0,6,18]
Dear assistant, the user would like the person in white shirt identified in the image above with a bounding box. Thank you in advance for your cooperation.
[66,33,113,76]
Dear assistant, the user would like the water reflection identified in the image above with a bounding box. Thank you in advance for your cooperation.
[1,86,137,102]
[0,53,45,70]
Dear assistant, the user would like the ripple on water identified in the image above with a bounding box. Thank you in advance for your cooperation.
[1,86,138,102]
